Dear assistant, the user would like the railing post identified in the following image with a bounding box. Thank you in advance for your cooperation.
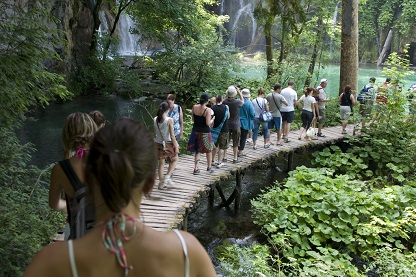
[287,151,294,172]
[235,170,242,212]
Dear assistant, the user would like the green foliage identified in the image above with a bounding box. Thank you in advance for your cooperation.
[73,55,143,97]
[365,246,416,276]
[152,40,238,105]
[0,0,71,129]
[217,243,280,277]
[0,129,66,276]
[312,146,371,179]
[250,166,415,275]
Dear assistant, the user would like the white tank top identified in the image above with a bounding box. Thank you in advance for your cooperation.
[154,117,172,144]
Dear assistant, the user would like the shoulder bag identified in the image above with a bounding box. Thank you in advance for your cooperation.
[256,99,272,122]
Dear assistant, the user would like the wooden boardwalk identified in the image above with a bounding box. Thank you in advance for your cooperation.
[141,124,353,231]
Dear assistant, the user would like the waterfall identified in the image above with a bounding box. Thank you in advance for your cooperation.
[107,0,262,54]
[98,11,141,56]
[117,15,140,55]
[329,1,341,56]
[219,0,262,51]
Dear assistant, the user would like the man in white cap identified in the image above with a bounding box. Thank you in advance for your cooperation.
[223,86,244,163]
[316,79,330,137]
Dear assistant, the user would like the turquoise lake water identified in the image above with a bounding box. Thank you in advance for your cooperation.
[238,61,416,98]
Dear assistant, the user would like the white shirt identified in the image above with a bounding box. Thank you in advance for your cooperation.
[299,95,316,112]
[280,87,297,112]
[317,86,327,109]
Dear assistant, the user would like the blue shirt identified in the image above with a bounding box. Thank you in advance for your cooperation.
[239,98,255,131]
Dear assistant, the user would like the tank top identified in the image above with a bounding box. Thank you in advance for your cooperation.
[154,117,172,144]
[340,92,352,106]
[68,230,190,277]
[192,108,210,133]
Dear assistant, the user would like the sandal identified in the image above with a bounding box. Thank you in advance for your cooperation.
[193,168,200,175]
[317,133,326,137]
[207,167,214,173]
[284,139,290,143]
[222,158,227,162]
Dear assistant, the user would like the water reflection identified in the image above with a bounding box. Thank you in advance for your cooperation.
[20,95,161,168]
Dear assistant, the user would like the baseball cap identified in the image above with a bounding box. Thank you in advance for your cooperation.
[320,78,328,83]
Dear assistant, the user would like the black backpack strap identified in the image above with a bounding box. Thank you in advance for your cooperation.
[59,159,83,191]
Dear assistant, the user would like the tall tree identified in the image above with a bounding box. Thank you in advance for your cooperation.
[339,0,358,94]
[254,0,306,80]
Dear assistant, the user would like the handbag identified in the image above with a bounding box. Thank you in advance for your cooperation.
[256,99,272,122]
[306,127,315,137]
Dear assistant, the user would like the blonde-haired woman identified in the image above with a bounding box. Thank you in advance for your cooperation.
[49,112,97,239]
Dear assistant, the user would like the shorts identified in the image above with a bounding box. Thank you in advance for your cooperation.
[340,106,351,121]
[359,105,372,118]
[318,108,326,124]
[268,117,282,131]
[281,111,295,123]
[229,129,241,148]
[156,142,177,160]
[215,132,229,149]
[187,131,214,154]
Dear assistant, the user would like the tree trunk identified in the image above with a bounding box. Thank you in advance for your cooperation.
[377,29,394,66]
[339,0,359,95]
[90,0,103,52]
[304,18,323,87]
[265,20,274,79]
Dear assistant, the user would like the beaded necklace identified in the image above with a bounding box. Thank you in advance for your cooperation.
[101,214,140,276]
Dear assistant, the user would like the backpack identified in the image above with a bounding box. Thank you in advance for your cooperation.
[59,159,95,239]
[357,84,373,104]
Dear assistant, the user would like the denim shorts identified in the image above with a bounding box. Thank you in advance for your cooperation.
[268,117,282,131]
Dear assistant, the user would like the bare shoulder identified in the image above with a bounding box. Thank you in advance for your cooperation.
[24,242,69,277]
[174,230,217,276]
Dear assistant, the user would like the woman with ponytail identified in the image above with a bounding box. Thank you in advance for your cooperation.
[296,87,317,140]
[154,101,179,189]
[25,118,216,277]
[49,112,98,239]
[187,93,215,174]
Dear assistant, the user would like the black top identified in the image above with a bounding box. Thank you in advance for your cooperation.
[340,92,352,106]
[211,104,229,132]
[192,108,210,133]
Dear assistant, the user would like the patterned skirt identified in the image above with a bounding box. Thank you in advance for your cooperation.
[187,131,214,154]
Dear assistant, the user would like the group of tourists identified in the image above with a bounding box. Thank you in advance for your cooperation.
[154,80,336,189]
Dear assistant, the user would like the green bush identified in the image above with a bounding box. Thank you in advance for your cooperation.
[0,129,66,276]
[248,166,415,276]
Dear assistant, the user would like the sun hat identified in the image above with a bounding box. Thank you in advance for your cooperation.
[320,78,328,83]
[242,88,250,98]
[226,86,237,98]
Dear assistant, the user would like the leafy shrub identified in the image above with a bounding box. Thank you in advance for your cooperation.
[364,246,416,276]
[312,145,372,179]
[250,166,416,275]
[217,243,279,277]
[0,129,66,276]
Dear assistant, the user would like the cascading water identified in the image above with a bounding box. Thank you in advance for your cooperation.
[220,0,262,51]
[329,1,341,56]
[98,11,141,56]
[107,0,263,55]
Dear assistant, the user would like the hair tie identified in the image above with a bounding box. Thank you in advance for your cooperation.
[76,146,88,160]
